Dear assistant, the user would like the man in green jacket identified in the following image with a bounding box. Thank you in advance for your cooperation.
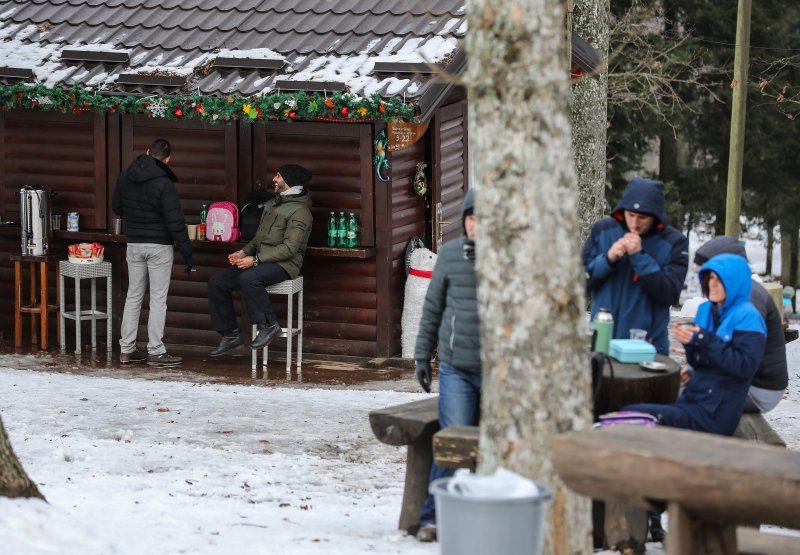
[208,164,313,356]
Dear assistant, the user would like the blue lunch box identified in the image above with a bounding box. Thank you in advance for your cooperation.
[608,339,656,363]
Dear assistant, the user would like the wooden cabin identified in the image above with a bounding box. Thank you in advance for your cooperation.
[0,0,469,359]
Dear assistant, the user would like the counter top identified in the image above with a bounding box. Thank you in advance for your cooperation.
[1,226,375,258]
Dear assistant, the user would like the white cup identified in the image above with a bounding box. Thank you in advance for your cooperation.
[630,328,647,341]
[187,224,198,240]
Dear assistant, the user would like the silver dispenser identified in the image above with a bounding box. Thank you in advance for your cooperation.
[19,186,54,255]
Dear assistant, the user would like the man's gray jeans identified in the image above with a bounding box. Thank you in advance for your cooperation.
[120,244,174,355]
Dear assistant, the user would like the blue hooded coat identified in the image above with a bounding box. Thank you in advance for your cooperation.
[582,178,689,354]
[678,254,767,434]
[626,254,766,435]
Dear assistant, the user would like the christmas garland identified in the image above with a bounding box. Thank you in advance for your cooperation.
[0,83,418,123]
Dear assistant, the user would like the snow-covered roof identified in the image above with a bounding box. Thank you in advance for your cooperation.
[0,0,466,105]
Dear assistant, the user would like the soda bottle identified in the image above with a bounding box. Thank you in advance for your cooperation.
[337,212,346,248]
[347,212,359,248]
[327,212,337,247]
[200,203,208,224]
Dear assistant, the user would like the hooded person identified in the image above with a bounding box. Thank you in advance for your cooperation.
[693,236,788,412]
[582,177,689,354]
[207,164,313,356]
[413,188,480,542]
[625,253,767,435]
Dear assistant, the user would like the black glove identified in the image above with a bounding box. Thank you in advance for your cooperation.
[183,254,194,274]
[415,360,432,393]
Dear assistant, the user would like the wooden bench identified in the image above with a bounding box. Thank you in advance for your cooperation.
[369,397,438,534]
[552,425,800,555]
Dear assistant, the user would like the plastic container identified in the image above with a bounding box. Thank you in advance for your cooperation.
[609,339,656,363]
[431,470,553,555]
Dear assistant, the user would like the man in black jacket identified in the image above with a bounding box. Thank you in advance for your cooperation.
[112,139,192,367]
[693,236,788,412]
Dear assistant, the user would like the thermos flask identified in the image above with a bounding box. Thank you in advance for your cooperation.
[592,308,614,354]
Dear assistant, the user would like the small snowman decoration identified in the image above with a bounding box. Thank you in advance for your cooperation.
[401,247,438,358]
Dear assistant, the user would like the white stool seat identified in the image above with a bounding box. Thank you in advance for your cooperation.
[252,276,304,377]
[59,260,113,353]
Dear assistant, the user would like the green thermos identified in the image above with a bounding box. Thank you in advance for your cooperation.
[592,308,614,354]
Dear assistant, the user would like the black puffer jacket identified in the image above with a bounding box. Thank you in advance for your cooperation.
[112,155,191,258]
[414,190,481,373]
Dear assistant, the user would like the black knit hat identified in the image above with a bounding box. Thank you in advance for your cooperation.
[278,164,312,187]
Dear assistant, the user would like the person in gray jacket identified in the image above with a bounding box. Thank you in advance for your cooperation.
[413,189,481,542]
[693,236,788,412]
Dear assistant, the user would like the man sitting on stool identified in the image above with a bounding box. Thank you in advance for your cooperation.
[207,164,313,356]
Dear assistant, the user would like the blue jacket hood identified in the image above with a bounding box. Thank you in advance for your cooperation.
[699,253,751,312]
[613,177,667,227]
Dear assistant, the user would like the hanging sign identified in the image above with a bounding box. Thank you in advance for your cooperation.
[387,120,430,152]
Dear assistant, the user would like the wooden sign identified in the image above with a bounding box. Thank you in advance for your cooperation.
[387,120,429,152]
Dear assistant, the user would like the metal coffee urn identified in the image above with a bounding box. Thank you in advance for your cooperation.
[19,186,54,255]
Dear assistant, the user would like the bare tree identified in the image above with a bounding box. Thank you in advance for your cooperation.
[467,0,593,552]
[0,415,44,499]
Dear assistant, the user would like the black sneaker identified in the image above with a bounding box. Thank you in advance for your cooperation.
[416,524,437,542]
[147,352,182,367]
[648,514,666,543]
[120,349,147,364]
[209,331,244,356]
[251,322,282,350]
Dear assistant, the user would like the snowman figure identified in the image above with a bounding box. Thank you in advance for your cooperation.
[401,247,438,358]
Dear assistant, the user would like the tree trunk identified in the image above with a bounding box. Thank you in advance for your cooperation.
[0,415,45,500]
[792,228,799,288]
[765,217,774,277]
[571,0,610,244]
[467,1,593,553]
[781,225,792,285]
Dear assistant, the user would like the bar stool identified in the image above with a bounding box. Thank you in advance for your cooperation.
[251,276,304,376]
[10,254,60,350]
[59,260,113,353]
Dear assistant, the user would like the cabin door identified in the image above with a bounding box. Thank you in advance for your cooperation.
[431,100,469,252]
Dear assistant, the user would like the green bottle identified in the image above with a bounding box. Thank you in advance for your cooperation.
[327,212,337,247]
[200,203,208,224]
[592,308,614,354]
[346,213,358,248]
[337,212,346,247]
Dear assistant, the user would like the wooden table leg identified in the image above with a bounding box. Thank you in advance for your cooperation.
[14,260,22,349]
[30,261,37,346]
[666,501,737,555]
[399,435,434,534]
[40,260,48,350]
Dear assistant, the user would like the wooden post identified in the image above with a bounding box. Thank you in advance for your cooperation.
[724,0,752,238]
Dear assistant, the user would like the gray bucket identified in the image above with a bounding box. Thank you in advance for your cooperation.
[431,476,553,555]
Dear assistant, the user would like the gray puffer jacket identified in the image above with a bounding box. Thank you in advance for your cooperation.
[414,191,481,373]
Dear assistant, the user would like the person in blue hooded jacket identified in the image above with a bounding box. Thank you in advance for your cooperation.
[625,253,767,436]
[582,177,689,354]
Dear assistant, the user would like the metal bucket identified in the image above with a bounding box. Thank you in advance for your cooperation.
[18,186,54,255]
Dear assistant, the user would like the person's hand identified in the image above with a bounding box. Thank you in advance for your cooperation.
[607,238,627,263]
[234,256,257,269]
[673,322,698,345]
[623,232,642,254]
[679,367,692,386]
[183,254,194,274]
[227,250,246,265]
[415,360,432,393]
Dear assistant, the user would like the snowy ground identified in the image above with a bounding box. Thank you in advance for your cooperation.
[0,230,797,554]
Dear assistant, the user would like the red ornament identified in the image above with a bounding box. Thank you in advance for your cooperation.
[174,107,183,118]
[288,111,297,120]
[196,103,204,113]
[340,106,349,116]
[17,92,23,99]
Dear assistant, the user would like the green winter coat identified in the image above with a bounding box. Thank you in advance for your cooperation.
[242,189,313,278]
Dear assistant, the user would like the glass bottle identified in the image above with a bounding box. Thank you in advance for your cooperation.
[347,212,359,248]
[337,212,346,248]
[327,212,337,247]
[200,203,208,224]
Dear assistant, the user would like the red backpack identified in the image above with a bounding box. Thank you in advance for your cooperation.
[206,201,240,242]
